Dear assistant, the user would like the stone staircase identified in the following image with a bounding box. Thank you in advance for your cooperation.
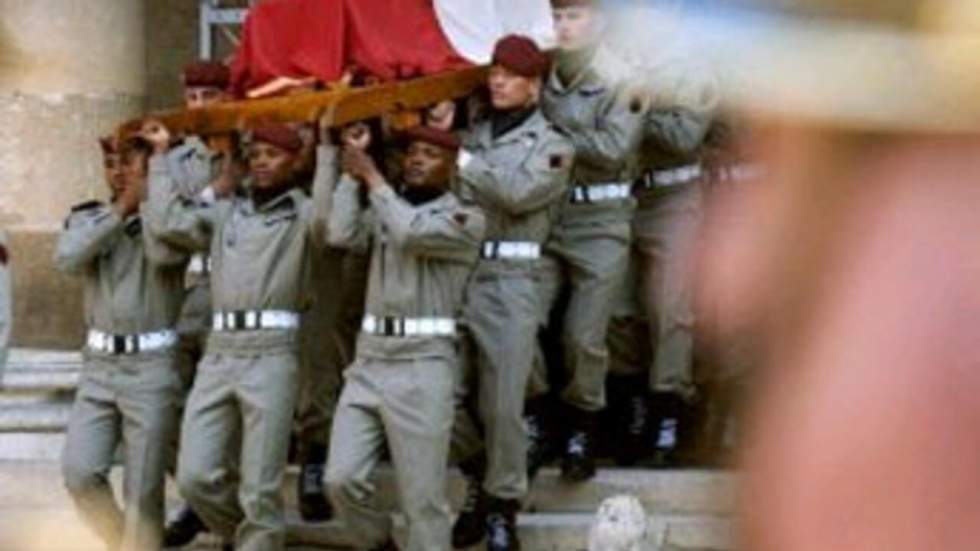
[0,349,738,550]
[0,349,78,461]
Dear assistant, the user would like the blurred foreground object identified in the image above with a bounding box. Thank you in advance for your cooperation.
[589,495,648,551]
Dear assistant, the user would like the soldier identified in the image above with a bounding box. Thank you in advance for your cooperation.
[161,60,240,547]
[143,121,331,551]
[0,227,10,378]
[607,60,719,466]
[56,135,187,551]
[322,124,485,551]
[535,0,647,480]
[449,35,574,551]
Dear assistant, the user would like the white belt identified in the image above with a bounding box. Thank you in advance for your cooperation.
[187,254,212,276]
[570,183,632,204]
[362,315,457,337]
[86,329,178,355]
[715,163,766,183]
[212,310,300,331]
[641,163,703,189]
[481,241,540,260]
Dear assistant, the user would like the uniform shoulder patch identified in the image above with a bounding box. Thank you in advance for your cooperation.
[71,200,103,213]
[549,154,567,170]
[452,212,469,226]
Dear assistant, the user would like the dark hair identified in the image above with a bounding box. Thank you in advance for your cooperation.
[119,136,153,159]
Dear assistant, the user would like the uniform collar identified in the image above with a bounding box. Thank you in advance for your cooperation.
[240,185,303,215]
[471,108,549,149]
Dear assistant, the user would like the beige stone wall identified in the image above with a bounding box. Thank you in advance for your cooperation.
[145,0,201,112]
[0,0,148,348]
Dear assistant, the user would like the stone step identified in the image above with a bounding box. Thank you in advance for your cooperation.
[6,349,82,371]
[0,461,737,550]
[279,466,737,517]
[0,461,736,518]
[286,510,736,551]
[0,433,65,461]
[0,402,71,433]
[0,507,736,551]
[1,366,80,392]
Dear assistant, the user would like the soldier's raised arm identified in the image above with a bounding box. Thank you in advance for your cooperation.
[142,122,218,252]
[457,130,574,215]
[308,141,340,251]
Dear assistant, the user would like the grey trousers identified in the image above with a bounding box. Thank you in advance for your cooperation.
[534,201,633,411]
[326,336,456,551]
[62,349,182,551]
[176,330,299,551]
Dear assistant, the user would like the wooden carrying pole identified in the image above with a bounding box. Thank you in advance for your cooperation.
[126,65,489,136]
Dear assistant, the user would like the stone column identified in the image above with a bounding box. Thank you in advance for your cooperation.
[0,0,147,348]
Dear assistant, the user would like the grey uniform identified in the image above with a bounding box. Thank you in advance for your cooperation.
[451,110,573,499]
[536,45,647,411]
[145,153,330,551]
[321,146,485,551]
[55,201,187,551]
[611,68,718,401]
[0,230,10,378]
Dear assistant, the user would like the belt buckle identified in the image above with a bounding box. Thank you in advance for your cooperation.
[112,335,125,355]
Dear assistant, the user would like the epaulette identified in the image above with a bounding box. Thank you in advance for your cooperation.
[71,200,103,213]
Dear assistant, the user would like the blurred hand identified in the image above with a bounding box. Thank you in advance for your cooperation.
[340,122,372,151]
[426,100,457,131]
[342,147,383,189]
[113,180,142,218]
[140,120,171,155]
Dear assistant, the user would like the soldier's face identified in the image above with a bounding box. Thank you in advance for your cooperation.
[403,141,453,189]
[120,150,148,197]
[103,153,126,196]
[184,86,228,110]
[553,7,600,51]
[488,66,541,111]
[249,141,297,190]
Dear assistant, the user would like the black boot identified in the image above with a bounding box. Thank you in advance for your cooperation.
[650,392,686,468]
[453,457,489,549]
[524,397,555,480]
[609,376,653,466]
[560,407,598,482]
[298,444,334,522]
[163,503,208,547]
[485,497,521,551]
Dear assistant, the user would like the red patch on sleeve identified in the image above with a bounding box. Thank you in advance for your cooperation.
[453,213,468,226]
[550,155,565,170]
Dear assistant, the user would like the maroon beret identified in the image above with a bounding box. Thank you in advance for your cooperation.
[251,123,303,154]
[403,125,461,152]
[183,61,231,89]
[551,0,598,8]
[492,35,550,78]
